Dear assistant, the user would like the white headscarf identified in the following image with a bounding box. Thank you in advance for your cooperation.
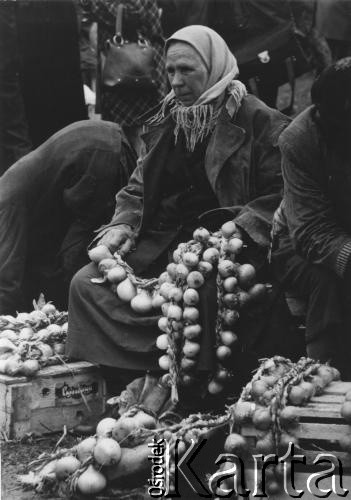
[150,25,247,151]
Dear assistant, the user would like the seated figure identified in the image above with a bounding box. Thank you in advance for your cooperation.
[66,25,290,393]
[271,58,351,377]
[0,120,135,314]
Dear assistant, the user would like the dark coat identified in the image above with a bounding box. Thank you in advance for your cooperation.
[66,96,289,371]
[276,106,351,278]
[0,120,135,314]
[100,95,290,263]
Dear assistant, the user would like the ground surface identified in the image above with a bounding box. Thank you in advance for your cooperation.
[1,72,313,500]
[2,436,60,500]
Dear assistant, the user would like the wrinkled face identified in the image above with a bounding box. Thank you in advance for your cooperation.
[166,42,209,106]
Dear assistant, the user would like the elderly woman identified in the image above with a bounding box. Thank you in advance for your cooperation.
[66,26,289,392]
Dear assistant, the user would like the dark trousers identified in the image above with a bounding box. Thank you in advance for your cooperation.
[272,236,351,377]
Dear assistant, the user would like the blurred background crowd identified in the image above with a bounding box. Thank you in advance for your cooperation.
[0,0,350,173]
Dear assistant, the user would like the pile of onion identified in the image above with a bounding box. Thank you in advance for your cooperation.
[0,301,69,377]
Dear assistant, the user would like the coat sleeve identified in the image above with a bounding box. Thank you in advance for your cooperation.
[95,159,144,239]
[281,140,351,277]
[234,111,288,250]
[60,144,134,275]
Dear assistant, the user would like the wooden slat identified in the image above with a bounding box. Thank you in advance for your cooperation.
[243,422,349,441]
[323,381,351,395]
[0,361,98,384]
[293,403,341,419]
[297,422,350,441]
[38,361,99,377]
[310,394,344,404]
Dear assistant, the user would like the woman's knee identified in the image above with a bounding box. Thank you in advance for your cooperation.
[69,262,97,298]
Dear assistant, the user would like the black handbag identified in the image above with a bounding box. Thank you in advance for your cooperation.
[232,2,313,113]
[235,24,311,84]
[102,3,158,90]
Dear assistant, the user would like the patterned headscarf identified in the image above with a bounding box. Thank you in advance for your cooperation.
[150,25,247,151]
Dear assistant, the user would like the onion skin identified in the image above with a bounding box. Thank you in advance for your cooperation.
[197,261,213,276]
[233,401,254,423]
[55,456,81,480]
[183,307,200,323]
[341,401,351,424]
[156,334,169,350]
[98,258,117,275]
[183,252,199,268]
[166,262,178,279]
[237,263,256,290]
[182,374,197,387]
[76,436,97,462]
[130,291,153,314]
[202,247,220,264]
[167,304,183,321]
[187,271,205,289]
[112,417,138,442]
[223,277,238,293]
[180,357,197,371]
[218,260,236,279]
[88,245,113,264]
[158,355,171,371]
[183,324,202,340]
[107,265,127,284]
[252,407,272,431]
[207,379,224,394]
[183,288,200,306]
[221,221,237,239]
[93,438,122,466]
[339,434,351,452]
[224,433,247,453]
[279,406,299,429]
[220,330,238,347]
[96,417,117,438]
[216,345,232,361]
[157,316,168,333]
[117,278,137,302]
[248,283,267,303]
[176,263,190,280]
[227,237,243,254]
[168,287,183,302]
[193,227,210,243]
[104,444,150,482]
[77,465,107,495]
[183,341,201,358]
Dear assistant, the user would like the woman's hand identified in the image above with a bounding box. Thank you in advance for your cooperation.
[98,225,134,255]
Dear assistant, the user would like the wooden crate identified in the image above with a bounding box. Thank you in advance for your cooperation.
[239,381,351,499]
[0,361,106,439]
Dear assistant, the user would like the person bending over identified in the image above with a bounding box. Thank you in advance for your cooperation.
[0,120,135,314]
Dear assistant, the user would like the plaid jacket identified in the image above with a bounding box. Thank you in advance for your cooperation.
[82,0,167,126]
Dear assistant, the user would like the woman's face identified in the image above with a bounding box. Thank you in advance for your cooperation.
[166,42,209,106]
